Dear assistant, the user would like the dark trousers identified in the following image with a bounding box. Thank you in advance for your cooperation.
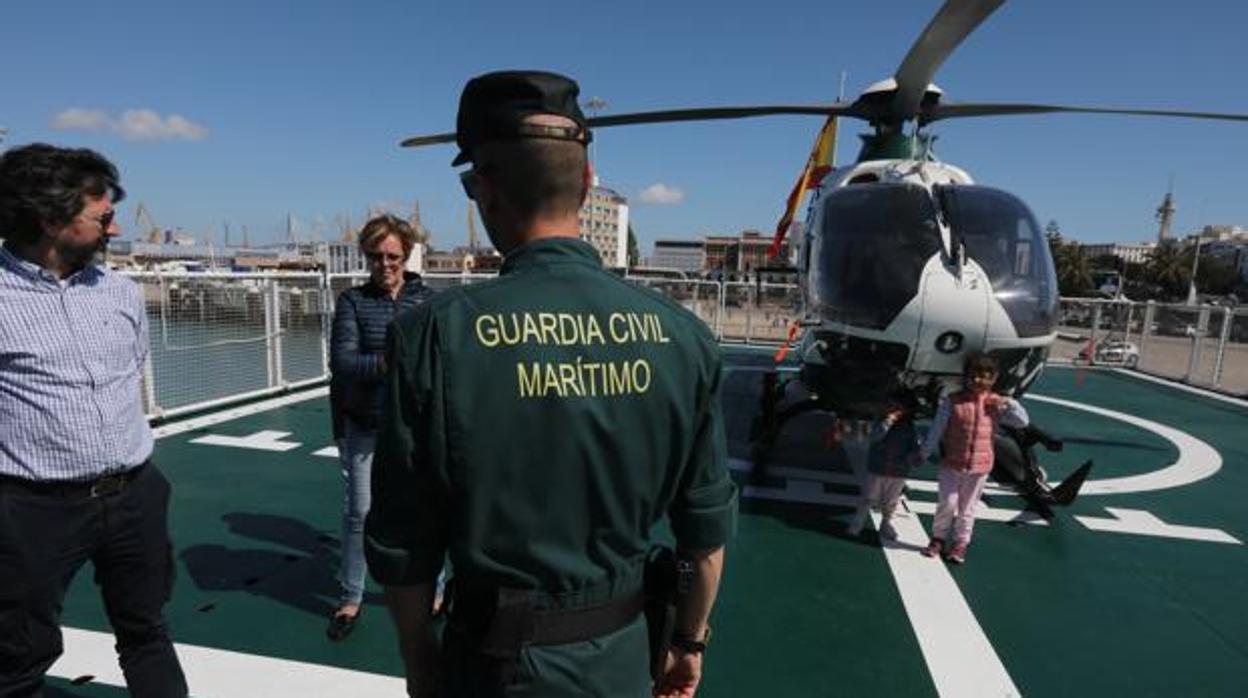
[0,464,188,698]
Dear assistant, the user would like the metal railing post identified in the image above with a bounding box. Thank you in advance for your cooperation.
[272,279,285,386]
[1090,303,1103,351]
[1140,301,1155,358]
[715,281,725,341]
[744,283,754,344]
[1212,307,1233,388]
[1186,305,1210,384]
[320,269,332,377]
[264,279,277,388]
[142,352,160,418]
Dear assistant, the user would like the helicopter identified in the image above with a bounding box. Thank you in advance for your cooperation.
[398,0,1248,512]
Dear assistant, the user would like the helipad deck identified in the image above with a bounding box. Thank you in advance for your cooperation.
[45,349,1248,697]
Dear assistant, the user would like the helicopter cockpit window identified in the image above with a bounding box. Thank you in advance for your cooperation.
[809,183,943,330]
[937,185,1058,337]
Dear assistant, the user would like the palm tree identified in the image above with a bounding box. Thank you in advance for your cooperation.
[1049,237,1093,296]
[1145,241,1189,299]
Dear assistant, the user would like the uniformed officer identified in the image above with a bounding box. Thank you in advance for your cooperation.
[364,71,737,697]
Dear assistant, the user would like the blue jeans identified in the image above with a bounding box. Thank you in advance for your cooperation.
[337,419,375,606]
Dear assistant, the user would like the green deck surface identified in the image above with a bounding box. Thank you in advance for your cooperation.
[51,350,1247,696]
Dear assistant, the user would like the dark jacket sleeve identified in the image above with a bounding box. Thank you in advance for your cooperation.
[328,377,345,441]
[669,344,738,551]
[330,290,383,380]
[364,309,450,586]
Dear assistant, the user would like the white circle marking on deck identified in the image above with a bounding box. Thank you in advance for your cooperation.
[1024,393,1219,495]
[903,392,1223,497]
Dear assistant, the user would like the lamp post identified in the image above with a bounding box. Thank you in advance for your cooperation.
[1186,233,1203,306]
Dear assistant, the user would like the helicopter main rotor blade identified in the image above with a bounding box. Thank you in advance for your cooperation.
[892,0,1005,122]
[400,103,862,148]
[925,102,1248,124]
[587,103,861,127]
[401,132,457,147]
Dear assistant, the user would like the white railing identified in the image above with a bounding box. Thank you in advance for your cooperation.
[123,269,1246,419]
[1055,297,1247,394]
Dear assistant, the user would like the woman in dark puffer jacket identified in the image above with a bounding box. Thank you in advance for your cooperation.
[327,214,431,640]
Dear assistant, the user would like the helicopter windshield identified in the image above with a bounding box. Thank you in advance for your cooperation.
[938,185,1059,337]
[810,183,943,329]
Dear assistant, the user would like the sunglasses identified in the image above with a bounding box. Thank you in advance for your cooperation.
[459,168,489,201]
[364,250,405,264]
[91,209,116,230]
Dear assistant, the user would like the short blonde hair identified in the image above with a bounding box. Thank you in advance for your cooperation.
[358,214,417,256]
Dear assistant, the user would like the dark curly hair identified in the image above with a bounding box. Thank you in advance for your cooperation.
[963,351,999,378]
[0,143,125,244]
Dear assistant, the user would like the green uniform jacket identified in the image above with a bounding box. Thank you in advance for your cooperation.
[365,238,737,696]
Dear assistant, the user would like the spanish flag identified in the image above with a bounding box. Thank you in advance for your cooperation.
[767,116,838,258]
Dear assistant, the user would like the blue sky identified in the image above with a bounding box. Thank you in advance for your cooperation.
[3,0,1246,252]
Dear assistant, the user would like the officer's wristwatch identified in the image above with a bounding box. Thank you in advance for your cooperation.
[671,627,712,654]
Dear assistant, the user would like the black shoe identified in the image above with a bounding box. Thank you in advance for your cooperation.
[326,609,360,641]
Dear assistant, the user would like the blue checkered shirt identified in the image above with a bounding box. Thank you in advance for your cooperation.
[0,244,153,481]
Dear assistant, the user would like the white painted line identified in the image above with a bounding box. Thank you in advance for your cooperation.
[724,365,801,373]
[877,506,1021,698]
[1108,368,1248,409]
[190,430,302,452]
[52,627,403,697]
[731,458,1047,523]
[741,477,858,508]
[904,498,1048,526]
[1075,508,1241,545]
[152,388,329,440]
[1025,393,1222,495]
[726,457,858,485]
[906,479,1017,498]
[313,445,339,458]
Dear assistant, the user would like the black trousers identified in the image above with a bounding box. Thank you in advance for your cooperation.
[0,464,188,698]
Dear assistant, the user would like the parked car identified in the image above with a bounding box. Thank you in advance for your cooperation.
[1076,338,1139,367]
[1095,339,1140,366]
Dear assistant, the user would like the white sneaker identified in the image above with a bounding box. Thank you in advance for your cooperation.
[878,520,898,541]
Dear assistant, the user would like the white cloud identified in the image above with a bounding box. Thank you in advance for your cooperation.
[51,108,109,131]
[637,183,686,205]
[115,110,208,141]
[51,108,208,141]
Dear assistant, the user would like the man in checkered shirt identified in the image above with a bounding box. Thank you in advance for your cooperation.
[0,143,187,696]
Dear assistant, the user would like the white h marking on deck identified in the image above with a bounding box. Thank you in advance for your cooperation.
[1075,508,1241,544]
[52,628,403,696]
[190,430,302,452]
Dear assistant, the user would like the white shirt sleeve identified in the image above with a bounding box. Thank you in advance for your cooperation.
[920,395,952,460]
[997,397,1030,429]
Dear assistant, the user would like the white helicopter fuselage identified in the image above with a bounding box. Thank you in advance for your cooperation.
[795,158,1056,402]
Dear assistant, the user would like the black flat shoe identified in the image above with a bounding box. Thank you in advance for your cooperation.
[326,610,360,641]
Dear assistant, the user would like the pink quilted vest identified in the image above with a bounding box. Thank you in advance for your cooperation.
[940,391,998,474]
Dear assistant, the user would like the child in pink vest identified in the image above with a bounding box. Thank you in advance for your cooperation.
[919,353,1028,564]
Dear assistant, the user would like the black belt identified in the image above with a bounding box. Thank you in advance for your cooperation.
[0,462,148,499]
[449,582,645,658]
